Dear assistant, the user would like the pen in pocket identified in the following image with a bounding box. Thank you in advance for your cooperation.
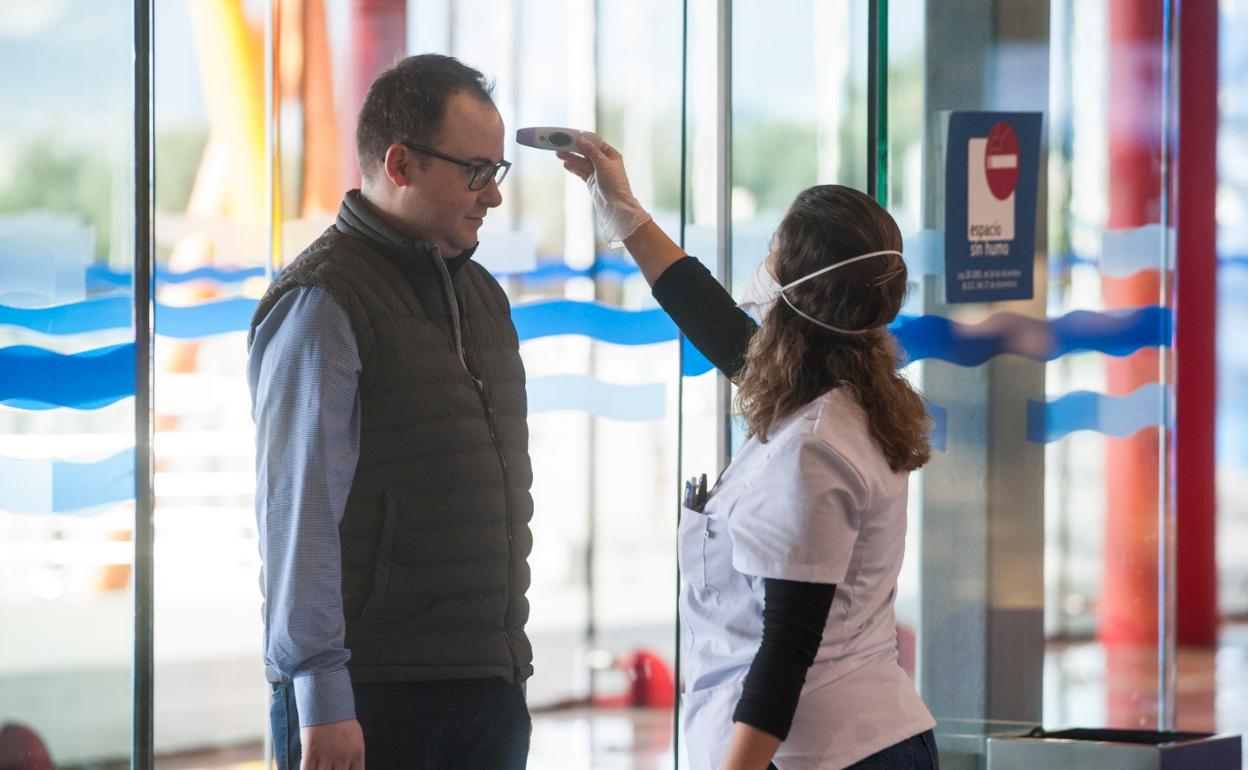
[683,474,709,513]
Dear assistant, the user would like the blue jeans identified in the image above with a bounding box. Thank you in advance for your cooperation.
[270,677,531,770]
[767,729,939,770]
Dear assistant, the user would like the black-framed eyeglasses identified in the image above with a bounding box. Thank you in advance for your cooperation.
[401,141,511,191]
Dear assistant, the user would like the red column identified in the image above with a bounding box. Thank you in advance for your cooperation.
[1102,1,1169,728]
[302,0,342,215]
[1102,0,1165,652]
[1174,0,1219,647]
[342,0,408,190]
[1103,0,1220,726]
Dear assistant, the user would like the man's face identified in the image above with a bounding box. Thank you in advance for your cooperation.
[393,91,505,256]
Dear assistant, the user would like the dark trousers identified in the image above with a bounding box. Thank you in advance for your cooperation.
[271,677,530,770]
[768,729,939,770]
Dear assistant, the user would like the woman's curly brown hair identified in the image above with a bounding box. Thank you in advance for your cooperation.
[735,185,931,473]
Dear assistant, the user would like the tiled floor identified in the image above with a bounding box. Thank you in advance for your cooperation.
[152,627,1248,770]
[152,709,675,770]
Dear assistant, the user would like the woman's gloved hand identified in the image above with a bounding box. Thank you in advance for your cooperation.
[557,138,653,246]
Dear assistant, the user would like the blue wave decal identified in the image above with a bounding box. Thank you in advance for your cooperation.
[892,306,1170,366]
[8,295,688,345]
[157,298,259,338]
[928,404,948,453]
[87,265,267,288]
[0,297,259,339]
[2,296,713,378]
[682,337,715,377]
[69,248,1248,297]
[498,254,641,284]
[0,302,1170,412]
[0,296,132,335]
[1063,250,1093,268]
[85,267,126,289]
[85,255,643,291]
[512,300,675,345]
[52,449,136,511]
[1061,251,1248,272]
[1099,224,1168,278]
[1027,383,1165,443]
[672,307,1171,374]
[1055,227,1248,274]
[0,343,135,410]
[1,298,708,391]
[527,375,665,421]
[0,449,135,515]
[511,301,712,377]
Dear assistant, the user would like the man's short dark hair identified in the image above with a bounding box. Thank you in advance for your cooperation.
[355,54,496,180]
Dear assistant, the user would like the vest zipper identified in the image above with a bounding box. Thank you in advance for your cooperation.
[431,255,521,684]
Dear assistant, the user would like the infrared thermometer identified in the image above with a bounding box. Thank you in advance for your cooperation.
[515,127,603,151]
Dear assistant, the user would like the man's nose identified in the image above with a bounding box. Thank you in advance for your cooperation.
[478,176,503,207]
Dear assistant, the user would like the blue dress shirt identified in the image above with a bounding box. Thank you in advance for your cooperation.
[247,285,361,727]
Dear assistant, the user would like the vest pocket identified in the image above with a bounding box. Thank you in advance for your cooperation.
[360,489,403,624]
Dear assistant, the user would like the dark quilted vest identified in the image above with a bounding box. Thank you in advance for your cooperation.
[249,191,534,684]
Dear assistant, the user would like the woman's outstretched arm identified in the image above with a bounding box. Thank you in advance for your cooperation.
[559,139,757,378]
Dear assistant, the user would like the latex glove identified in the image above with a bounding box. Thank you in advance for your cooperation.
[557,138,652,247]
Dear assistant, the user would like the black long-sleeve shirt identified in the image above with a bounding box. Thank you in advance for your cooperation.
[652,256,837,740]
[650,255,758,379]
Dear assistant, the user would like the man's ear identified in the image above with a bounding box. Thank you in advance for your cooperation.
[382,143,414,188]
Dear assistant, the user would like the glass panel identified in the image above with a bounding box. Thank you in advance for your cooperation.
[591,2,684,754]
[887,7,1055,757]
[150,0,268,762]
[1218,0,1248,627]
[0,1,137,767]
[1046,0,1175,730]
[882,0,927,704]
[1215,0,1248,748]
[730,0,870,294]
[887,1,1177,764]
[678,0,724,568]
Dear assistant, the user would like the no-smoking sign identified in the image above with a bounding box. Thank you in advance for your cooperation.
[945,111,1042,303]
[984,121,1019,201]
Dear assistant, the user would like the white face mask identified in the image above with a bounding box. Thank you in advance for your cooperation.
[737,261,783,324]
[735,249,904,334]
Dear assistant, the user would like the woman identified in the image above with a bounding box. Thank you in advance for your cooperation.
[559,139,939,770]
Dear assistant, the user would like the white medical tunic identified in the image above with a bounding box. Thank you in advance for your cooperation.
[678,388,934,770]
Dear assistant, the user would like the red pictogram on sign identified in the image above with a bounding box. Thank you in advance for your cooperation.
[984,121,1019,200]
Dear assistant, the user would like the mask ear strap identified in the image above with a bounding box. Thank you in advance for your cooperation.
[780,249,903,291]
[872,266,906,286]
[775,248,903,333]
[778,293,877,335]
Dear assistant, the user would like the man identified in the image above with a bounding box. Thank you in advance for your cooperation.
[247,54,534,770]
